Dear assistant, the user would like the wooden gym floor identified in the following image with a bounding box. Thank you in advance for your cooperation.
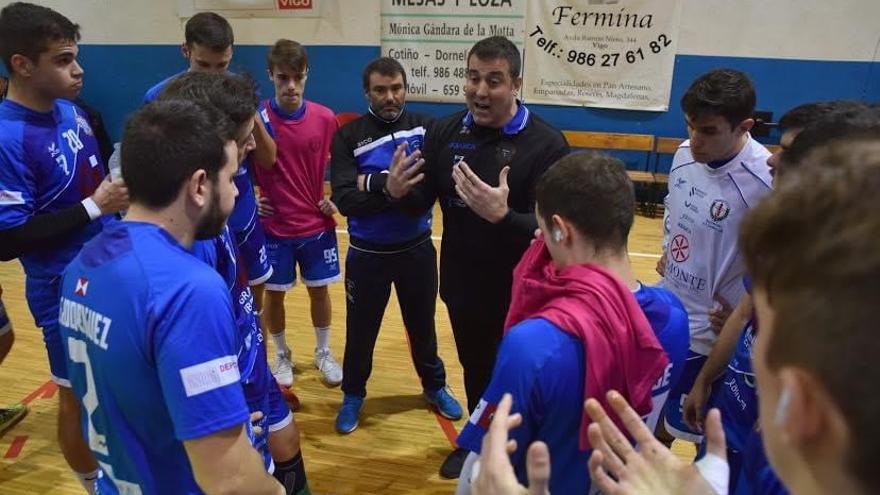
[0,204,675,494]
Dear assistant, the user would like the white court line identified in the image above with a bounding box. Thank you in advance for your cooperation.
[333,229,662,259]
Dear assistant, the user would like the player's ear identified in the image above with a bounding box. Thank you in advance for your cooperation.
[188,169,209,208]
[181,43,190,61]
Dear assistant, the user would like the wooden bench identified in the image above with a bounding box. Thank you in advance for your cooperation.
[563,130,661,216]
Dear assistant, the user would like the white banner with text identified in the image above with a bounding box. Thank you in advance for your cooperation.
[523,0,682,111]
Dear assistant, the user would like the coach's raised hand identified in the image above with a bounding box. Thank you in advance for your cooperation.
[384,142,425,199]
[92,175,129,215]
[452,162,510,224]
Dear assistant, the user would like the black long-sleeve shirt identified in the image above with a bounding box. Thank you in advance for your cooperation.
[410,106,569,304]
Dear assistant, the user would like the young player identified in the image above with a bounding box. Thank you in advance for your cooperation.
[0,3,128,491]
[143,12,277,311]
[659,68,772,444]
[455,152,674,494]
[59,99,284,494]
[253,40,342,387]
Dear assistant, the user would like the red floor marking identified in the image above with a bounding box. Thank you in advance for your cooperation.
[21,380,58,405]
[434,413,459,449]
[403,329,460,449]
[3,435,28,459]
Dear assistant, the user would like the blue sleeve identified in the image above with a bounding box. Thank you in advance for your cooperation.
[456,321,544,460]
[258,102,275,139]
[0,134,35,230]
[189,239,218,269]
[155,274,249,441]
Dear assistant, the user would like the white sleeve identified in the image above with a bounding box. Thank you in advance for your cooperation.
[455,452,480,495]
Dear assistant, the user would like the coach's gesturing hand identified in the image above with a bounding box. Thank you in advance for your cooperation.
[452,162,510,224]
[385,142,425,200]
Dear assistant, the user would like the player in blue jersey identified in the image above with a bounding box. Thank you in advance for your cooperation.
[59,99,285,494]
[0,4,128,492]
[160,71,310,494]
[455,152,675,495]
[144,12,277,311]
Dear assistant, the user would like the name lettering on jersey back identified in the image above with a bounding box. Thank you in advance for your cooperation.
[59,297,111,350]
[180,355,240,397]
[652,362,673,392]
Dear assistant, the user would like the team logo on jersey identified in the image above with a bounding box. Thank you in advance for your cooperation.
[47,142,61,158]
[75,114,94,136]
[670,234,690,263]
[496,142,516,166]
[710,200,731,221]
[75,278,89,296]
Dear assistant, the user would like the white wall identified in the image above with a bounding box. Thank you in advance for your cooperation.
[8,0,880,62]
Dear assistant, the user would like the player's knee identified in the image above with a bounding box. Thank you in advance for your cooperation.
[268,421,302,460]
[306,285,328,298]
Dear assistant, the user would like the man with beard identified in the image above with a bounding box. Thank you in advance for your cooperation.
[329,57,461,433]
[58,99,284,494]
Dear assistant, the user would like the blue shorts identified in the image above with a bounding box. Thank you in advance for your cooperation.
[663,350,708,443]
[265,230,341,291]
[0,295,11,336]
[25,275,69,386]
[229,173,273,285]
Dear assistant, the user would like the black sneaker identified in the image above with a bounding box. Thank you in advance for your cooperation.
[439,447,469,479]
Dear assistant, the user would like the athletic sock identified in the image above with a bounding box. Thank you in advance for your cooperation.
[74,469,100,495]
[314,326,330,353]
[272,331,290,357]
[273,451,310,495]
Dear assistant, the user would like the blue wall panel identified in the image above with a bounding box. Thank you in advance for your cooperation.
[73,44,878,146]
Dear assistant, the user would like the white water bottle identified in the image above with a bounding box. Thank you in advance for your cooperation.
[108,142,122,181]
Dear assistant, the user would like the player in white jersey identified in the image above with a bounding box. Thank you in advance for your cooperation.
[658,69,772,443]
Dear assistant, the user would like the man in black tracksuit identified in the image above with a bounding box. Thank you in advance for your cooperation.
[403,37,569,477]
[330,58,463,435]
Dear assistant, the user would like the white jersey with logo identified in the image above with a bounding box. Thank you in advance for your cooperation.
[659,136,771,355]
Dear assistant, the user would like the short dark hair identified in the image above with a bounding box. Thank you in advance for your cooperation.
[780,106,880,176]
[184,12,233,51]
[0,2,80,72]
[741,139,880,493]
[536,152,634,252]
[267,39,308,73]
[362,57,407,91]
[468,36,521,79]
[121,100,231,209]
[778,101,868,131]
[681,69,756,128]
[159,71,257,131]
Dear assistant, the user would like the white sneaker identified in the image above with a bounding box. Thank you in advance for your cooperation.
[273,351,295,387]
[314,348,343,386]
